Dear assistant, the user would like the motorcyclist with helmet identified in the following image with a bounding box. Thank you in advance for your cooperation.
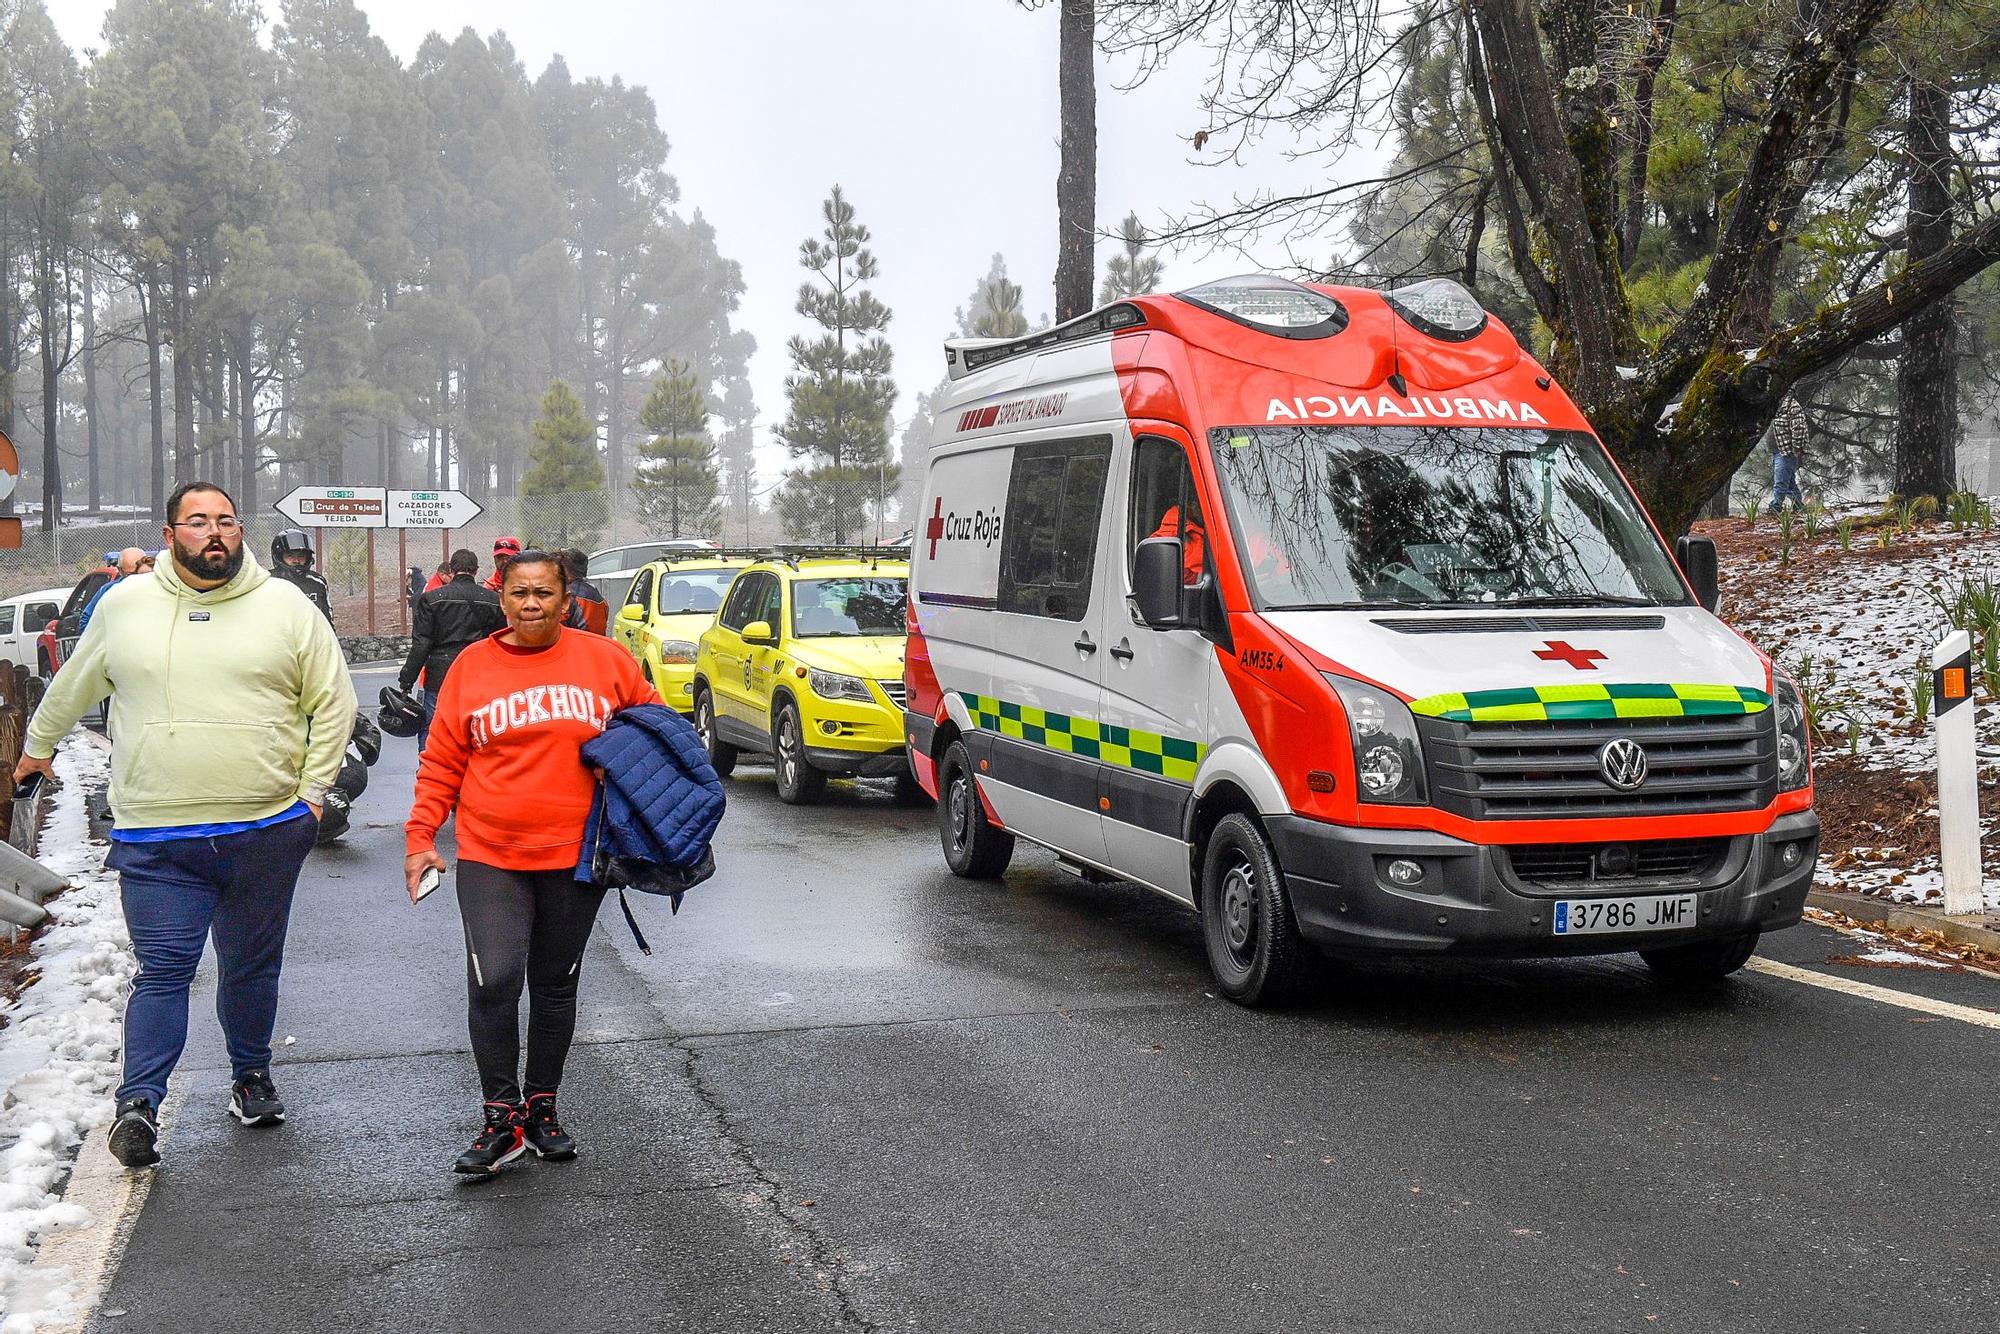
[269,528,334,624]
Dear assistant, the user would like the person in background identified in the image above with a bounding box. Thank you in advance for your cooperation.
[404,549,659,1175]
[80,547,157,634]
[1770,393,1810,514]
[484,536,521,593]
[561,549,608,634]
[399,549,505,749]
[407,566,427,612]
[269,528,335,624]
[14,482,355,1169]
[423,560,451,595]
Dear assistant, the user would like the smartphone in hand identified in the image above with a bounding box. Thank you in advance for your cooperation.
[13,772,45,802]
[414,866,443,902]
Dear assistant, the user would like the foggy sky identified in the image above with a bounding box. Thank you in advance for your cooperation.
[42,0,1346,484]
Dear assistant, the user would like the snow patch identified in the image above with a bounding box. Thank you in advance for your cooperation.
[0,739,130,1332]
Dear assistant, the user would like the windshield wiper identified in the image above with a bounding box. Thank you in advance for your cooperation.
[1505,594,1667,608]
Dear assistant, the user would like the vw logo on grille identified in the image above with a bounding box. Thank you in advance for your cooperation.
[1597,737,1649,790]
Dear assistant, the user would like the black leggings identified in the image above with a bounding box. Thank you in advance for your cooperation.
[456,861,608,1103]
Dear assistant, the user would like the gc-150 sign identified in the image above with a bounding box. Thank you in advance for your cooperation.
[277,486,482,529]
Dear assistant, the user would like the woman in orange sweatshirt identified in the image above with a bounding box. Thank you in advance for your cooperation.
[405,549,659,1175]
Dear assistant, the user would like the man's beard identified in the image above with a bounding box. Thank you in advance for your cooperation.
[173,536,245,583]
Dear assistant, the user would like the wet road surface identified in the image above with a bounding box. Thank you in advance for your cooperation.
[87,667,1998,1332]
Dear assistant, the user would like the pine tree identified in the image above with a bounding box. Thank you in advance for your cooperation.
[633,359,718,538]
[955,254,1031,338]
[520,380,606,547]
[776,185,897,544]
[1098,212,1163,304]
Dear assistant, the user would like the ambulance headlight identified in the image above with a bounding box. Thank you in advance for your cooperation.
[807,666,873,704]
[1775,674,1810,791]
[1384,278,1489,341]
[1326,675,1428,805]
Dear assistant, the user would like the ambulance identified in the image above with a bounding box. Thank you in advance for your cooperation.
[903,274,1817,1005]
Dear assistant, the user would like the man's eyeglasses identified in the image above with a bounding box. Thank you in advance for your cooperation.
[170,517,242,535]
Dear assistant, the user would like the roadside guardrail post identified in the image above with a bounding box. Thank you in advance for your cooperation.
[1933,629,1982,915]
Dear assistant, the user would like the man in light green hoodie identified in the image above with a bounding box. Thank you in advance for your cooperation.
[15,481,356,1169]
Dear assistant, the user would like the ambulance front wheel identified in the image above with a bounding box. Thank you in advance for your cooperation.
[1639,929,1760,985]
[693,686,737,779]
[1200,813,1310,1007]
[939,740,1013,878]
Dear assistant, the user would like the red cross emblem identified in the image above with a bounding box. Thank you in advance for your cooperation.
[1534,640,1606,671]
[925,498,947,559]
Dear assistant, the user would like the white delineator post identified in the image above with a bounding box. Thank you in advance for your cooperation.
[1932,629,1982,915]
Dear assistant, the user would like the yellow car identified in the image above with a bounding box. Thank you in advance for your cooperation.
[693,553,914,804]
[609,554,753,712]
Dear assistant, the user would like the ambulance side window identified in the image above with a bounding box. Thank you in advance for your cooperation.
[1130,438,1207,588]
[996,436,1112,622]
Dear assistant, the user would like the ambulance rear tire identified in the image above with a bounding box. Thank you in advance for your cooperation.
[693,687,736,779]
[1638,929,1759,984]
[939,740,1013,878]
[1199,813,1309,1007]
[773,702,827,805]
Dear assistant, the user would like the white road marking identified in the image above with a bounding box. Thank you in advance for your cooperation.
[1746,957,2000,1029]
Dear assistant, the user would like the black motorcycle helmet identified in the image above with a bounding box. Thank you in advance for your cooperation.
[377,686,425,738]
[314,788,352,845]
[350,712,382,766]
[337,750,369,801]
[271,527,313,565]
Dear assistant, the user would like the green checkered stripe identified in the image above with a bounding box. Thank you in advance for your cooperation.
[958,692,1205,782]
[1407,682,1771,724]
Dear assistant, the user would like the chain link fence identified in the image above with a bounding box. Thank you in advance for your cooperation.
[0,481,919,641]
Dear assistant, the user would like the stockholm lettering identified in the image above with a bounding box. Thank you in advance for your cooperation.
[465,685,615,748]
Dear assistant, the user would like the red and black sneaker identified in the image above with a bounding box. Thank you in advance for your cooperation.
[523,1092,576,1162]
[453,1101,526,1176]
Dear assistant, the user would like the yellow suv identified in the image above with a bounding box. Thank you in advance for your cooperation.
[610,554,753,712]
[693,552,913,804]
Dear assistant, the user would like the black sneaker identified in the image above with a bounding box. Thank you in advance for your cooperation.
[523,1092,576,1161]
[229,1069,286,1126]
[107,1097,160,1168]
[453,1102,527,1176]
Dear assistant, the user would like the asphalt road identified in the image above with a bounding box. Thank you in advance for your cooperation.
[85,665,1998,1333]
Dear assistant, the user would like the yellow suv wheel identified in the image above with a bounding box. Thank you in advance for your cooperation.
[772,700,828,805]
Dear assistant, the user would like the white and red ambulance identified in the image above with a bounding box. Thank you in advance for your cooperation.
[903,274,1816,1005]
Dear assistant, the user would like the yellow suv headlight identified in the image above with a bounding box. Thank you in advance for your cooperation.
[657,639,698,664]
[807,666,873,703]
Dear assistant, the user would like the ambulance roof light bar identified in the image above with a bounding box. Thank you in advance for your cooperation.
[943,302,1146,381]
[1383,277,1490,342]
[1174,274,1350,340]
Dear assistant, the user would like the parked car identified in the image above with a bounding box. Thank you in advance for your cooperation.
[587,540,718,616]
[693,550,914,804]
[608,552,754,711]
[38,568,116,678]
[0,587,68,674]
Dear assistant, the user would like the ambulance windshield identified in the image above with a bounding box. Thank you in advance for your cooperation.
[1209,425,1688,609]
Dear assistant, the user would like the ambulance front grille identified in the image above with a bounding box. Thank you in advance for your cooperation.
[1419,712,1776,820]
[1505,837,1731,885]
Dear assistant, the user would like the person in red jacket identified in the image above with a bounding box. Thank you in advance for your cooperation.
[560,548,609,634]
[404,548,660,1176]
[483,535,521,592]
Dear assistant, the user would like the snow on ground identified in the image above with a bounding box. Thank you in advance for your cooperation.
[0,739,130,1332]
[1724,522,2000,912]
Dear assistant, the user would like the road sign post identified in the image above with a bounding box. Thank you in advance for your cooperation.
[277,488,483,638]
[1933,628,1982,915]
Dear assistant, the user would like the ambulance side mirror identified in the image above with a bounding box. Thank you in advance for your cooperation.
[1676,535,1719,612]
[1131,538,1184,628]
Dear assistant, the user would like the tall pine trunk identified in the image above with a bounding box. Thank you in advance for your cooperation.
[236,346,258,520]
[1053,0,1097,322]
[143,273,166,520]
[37,261,63,533]
[169,251,195,484]
[1894,78,1957,501]
[82,253,101,513]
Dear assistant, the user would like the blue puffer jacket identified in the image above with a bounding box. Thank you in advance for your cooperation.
[576,706,725,950]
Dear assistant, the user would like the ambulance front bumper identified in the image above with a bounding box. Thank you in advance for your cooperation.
[1265,811,1819,956]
